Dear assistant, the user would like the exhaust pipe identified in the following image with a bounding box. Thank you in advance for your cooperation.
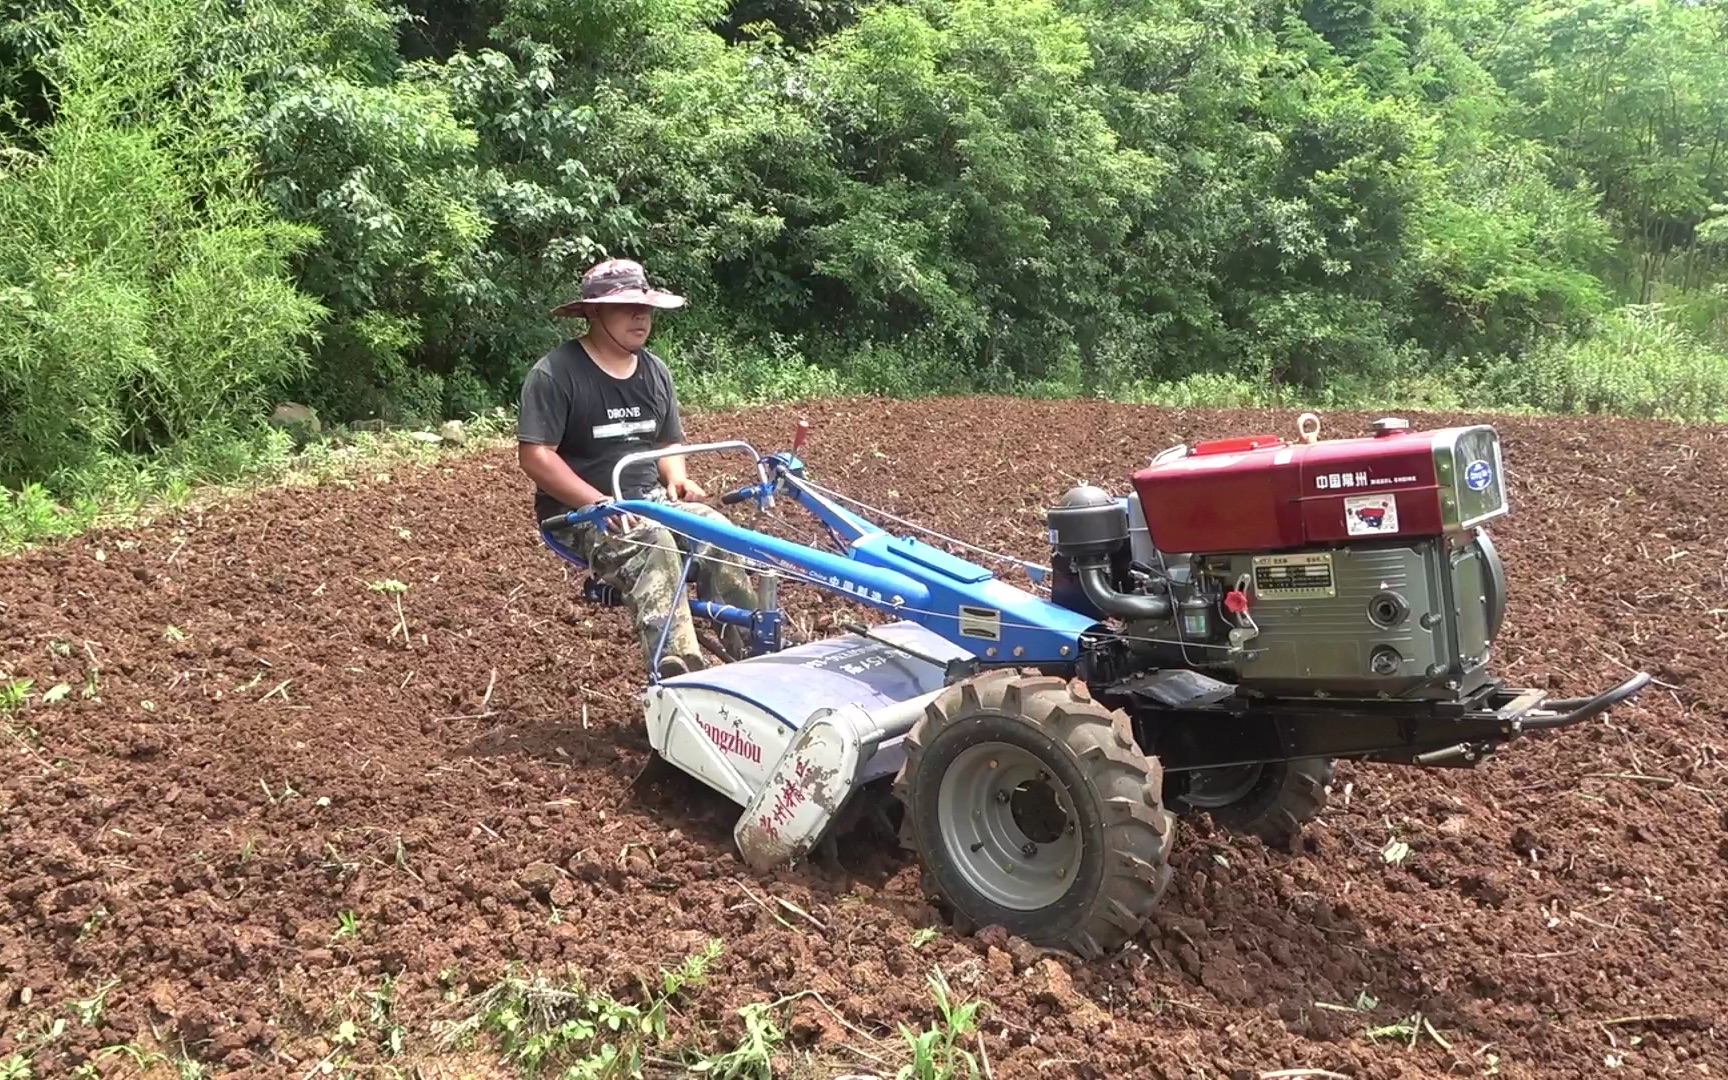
[1077,562,1172,621]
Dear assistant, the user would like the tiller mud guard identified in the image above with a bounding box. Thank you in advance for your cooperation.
[644,621,974,869]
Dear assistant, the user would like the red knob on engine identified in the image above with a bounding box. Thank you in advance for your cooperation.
[1224,589,1251,615]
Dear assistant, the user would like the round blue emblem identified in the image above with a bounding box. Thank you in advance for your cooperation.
[1464,459,1493,491]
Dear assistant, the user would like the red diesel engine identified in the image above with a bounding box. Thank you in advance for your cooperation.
[1046,415,1511,702]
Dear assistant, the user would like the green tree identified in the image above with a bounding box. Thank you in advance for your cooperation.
[1470,0,1728,298]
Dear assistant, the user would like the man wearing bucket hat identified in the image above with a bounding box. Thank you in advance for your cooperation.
[517,258,755,678]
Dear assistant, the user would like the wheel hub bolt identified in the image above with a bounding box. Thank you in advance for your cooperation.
[1021,841,1037,857]
[994,790,1010,805]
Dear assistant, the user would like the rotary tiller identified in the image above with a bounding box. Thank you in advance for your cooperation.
[538,413,1650,958]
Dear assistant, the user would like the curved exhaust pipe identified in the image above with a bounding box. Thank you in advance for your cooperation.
[1077,561,1172,622]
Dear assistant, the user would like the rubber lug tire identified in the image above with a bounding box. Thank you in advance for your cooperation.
[892,670,1175,960]
[1170,757,1333,849]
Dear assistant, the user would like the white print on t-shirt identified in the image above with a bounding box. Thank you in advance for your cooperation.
[592,418,658,439]
[607,406,642,420]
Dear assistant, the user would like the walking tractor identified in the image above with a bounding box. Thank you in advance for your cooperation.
[539,413,1650,958]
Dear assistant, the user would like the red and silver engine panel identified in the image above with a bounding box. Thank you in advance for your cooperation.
[1130,416,1507,556]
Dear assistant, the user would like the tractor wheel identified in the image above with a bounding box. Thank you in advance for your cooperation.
[894,670,1175,959]
[1167,757,1333,848]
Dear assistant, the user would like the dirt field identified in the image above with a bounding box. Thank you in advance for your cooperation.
[2,398,1724,1079]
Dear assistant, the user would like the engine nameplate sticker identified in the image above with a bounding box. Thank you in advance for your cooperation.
[1345,493,1400,536]
[1252,552,1336,599]
[959,605,1001,641]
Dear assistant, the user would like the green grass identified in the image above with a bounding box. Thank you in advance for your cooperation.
[0,979,174,1080]
[1105,307,1728,420]
[413,941,991,1080]
[895,968,985,1080]
[1,939,979,1079]
[662,303,1728,421]
[434,942,725,1077]
[688,1001,784,1079]
[1465,304,1728,421]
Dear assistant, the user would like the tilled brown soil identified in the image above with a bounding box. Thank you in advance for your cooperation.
[1,398,1725,1079]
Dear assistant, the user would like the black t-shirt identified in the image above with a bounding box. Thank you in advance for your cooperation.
[518,339,685,521]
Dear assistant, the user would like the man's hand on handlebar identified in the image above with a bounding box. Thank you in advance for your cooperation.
[585,497,636,534]
[665,477,707,502]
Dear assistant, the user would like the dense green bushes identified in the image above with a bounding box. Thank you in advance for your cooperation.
[2,0,1727,511]
[0,0,324,496]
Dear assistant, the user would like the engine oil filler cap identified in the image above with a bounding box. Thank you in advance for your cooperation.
[1370,416,1411,437]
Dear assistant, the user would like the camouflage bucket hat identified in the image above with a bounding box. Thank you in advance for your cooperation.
[549,258,686,318]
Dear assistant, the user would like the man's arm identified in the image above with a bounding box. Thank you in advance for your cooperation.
[517,363,616,521]
[519,444,610,514]
[652,358,702,498]
[657,443,689,488]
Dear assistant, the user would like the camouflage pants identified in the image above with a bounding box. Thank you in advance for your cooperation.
[547,488,756,675]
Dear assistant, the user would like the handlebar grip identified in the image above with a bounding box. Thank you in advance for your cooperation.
[721,487,754,506]
[540,500,611,529]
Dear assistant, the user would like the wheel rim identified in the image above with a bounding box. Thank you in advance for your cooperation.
[935,739,1083,911]
[1181,764,1264,808]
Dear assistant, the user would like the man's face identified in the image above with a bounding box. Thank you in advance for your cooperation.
[593,303,652,350]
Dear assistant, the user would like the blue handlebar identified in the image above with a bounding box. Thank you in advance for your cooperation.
[538,501,617,531]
